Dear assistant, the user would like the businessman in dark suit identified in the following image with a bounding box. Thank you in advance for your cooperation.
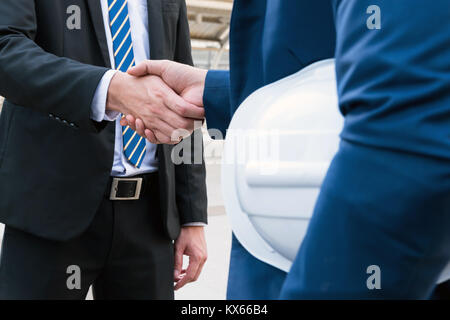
[0,0,208,299]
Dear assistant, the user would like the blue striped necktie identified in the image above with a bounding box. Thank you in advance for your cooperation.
[107,0,146,168]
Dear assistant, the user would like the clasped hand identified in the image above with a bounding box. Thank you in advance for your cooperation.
[106,60,207,145]
[105,62,209,290]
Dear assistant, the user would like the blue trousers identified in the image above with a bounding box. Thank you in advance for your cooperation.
[280,140,450,299]
[227,234,287,300]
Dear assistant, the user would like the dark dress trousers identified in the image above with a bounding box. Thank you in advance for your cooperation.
[0,0,207,299]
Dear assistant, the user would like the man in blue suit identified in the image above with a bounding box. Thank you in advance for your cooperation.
[125,0,450,298]
[125,0,336,299]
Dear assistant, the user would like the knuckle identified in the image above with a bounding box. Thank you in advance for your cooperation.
[153,89,165,101]
[177,104,188,117]
[149,105,161,117]
[177,119,190,130]
[195,252,206,261]
[161,136,171,144]
[142,119,152,129]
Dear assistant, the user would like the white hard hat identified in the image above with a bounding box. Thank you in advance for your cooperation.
[222,59,343,272]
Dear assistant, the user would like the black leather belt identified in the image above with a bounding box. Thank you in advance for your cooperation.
[105,172,158,201]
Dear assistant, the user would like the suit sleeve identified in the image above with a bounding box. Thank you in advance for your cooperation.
[203,70,231,138]
[0,0,109,132]
[173,0,208,225]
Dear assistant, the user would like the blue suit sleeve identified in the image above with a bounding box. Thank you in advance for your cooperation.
[203,70,231,139]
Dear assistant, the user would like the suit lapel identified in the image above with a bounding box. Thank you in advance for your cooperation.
[147,0,165,59]
[86,0,111,67]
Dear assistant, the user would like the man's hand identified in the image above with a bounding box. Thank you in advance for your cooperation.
[120,60,208,143]
[174,226,208,291]
[106,71,204,144]
[129,60,207,107]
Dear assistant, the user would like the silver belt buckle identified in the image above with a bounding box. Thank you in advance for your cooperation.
[109,177,143,201]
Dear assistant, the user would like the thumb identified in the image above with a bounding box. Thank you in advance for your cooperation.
[127,60,167,77]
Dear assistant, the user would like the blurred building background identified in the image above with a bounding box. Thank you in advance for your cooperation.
[0,1,232,300]
[187,0,231,69]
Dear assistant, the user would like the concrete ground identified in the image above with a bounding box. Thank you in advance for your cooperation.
[0,138,231,300]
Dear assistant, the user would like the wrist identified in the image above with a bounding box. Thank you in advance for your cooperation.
[106,71,131,114]
[199,69,208,105]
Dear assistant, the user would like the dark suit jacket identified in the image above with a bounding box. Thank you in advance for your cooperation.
[0,0,207,241]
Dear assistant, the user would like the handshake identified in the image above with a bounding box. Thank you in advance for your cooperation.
[106,60,208,144]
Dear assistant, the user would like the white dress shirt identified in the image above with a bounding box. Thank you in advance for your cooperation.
[91,1,205,227]
[91,0,158,178]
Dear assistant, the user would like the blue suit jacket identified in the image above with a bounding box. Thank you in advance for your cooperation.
[332,0,450,161]
[204,0,450,162]
[203,0,336,137]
